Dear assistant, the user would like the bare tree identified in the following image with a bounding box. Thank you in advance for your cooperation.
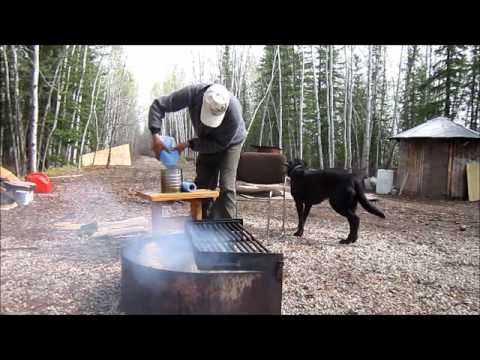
[346,45,354,170]
[71,46,88,164]
[37,50,65,169]
[78,61,103,167]
[361,46,373,176]
[1,46,20,175]
[298,46,305,159]
[325,45,336,168]
[277,45,283,151]
[311,46,324,169]
[28,45,40,173]
[11,46,26,174]
[245,46,279,138]
[343,46,349,169]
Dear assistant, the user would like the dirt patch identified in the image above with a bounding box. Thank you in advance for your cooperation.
[1,156,479,314]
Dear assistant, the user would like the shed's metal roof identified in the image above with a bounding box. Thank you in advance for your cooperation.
[390,117,480,140]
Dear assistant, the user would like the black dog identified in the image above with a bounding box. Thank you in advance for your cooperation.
[287,159,385,244]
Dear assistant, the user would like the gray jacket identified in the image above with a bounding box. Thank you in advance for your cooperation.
[148,83,246,154]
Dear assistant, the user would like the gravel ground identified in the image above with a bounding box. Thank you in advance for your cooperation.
[1,156,479,315]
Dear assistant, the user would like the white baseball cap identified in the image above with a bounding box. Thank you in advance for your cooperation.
[200,84,230,128]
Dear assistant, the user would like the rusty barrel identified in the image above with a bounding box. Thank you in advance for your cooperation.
[119,234,281,314]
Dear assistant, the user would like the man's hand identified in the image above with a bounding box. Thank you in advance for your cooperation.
[152,133,168,158]
[174,142,189,153]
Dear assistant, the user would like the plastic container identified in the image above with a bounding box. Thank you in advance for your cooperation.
[181,181,197,192]
[25,172,53,193]
[158,136,180,169]
[376,169,394,194]
[14,190,34,205]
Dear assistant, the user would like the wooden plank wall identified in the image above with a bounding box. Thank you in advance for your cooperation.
[396,139,480,199]
[449,140,480,198]
[396,140,423,195]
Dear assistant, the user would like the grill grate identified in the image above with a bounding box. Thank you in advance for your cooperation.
[187,219,269,254]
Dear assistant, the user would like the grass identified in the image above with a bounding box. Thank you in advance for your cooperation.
[46,165,83,177]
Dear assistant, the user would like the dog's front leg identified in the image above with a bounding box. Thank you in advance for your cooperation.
[293,201,304,237]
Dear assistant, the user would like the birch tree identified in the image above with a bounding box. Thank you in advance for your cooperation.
[325,45,335,168]
[361,46,373,176]
[1,46,20,175]
[311,46,324,169]
[78,60,103,167]
[11,46,26,174]
[298,46,305,159]
[28,45,40,173]
[343,46,349,169]
[37,50,65,169]
[71,46,88,164]
[277,45,283,151]
[346,46,354,170]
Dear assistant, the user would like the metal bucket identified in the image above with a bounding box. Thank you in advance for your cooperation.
[161,168,183,193]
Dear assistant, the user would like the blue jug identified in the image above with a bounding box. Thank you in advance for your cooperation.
[158,136,180,169]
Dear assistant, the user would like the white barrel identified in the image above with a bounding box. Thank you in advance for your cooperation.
[376,169,394,194]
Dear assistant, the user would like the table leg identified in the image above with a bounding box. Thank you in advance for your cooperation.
[190,200,202,220]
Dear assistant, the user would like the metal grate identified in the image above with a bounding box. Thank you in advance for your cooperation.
[187,220,270,254]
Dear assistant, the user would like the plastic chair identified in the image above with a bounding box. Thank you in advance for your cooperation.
[235,152,287,240]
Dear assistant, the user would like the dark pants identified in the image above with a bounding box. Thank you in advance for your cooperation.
[194,142,243,219]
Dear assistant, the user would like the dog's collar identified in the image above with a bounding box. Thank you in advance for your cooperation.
[290,164,304,174]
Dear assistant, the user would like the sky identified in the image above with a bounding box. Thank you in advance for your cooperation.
[123,45,264,110]
[123,45,404,127]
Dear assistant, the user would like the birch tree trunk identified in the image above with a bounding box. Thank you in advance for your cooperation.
[1,46,20,175]
[72,46,88,164]
[392,45,403,136]
[56,45,76,165]
[11,46,26,174]
[361,46,373,177]
[28,45,40,173]
[311,46,324,169]
[41,47,70,171]
[259,82,272,146]
[78,62,102,167]
[65,45,82,162]
[325,46,331,166]
[298,46,305,159]
[277,45,283,151]
[38,53,64,169]
[347,46,354,170]
[245,46,279,138]
[325,45,336,168]
[343,46,349,169]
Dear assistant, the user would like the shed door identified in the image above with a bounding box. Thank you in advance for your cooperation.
[422,141,449,198]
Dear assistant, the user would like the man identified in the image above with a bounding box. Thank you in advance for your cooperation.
[148,83,246,220]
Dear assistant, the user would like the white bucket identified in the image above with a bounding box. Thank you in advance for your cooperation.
[14,190,34,205]
[376,169,394,194]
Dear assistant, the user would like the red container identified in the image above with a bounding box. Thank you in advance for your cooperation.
[25,172,53,193]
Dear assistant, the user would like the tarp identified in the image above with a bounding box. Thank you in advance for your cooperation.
[81,144,132,167]
[0,166,21,182]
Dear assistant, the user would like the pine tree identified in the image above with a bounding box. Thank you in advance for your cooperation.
[429,45,469,120]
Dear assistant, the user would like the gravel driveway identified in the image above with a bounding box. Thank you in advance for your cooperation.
[1,156,478,314]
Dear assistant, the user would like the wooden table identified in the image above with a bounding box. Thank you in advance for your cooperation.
[137,190,220,232]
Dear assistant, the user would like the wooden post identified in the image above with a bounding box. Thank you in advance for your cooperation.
[190,200,203,220]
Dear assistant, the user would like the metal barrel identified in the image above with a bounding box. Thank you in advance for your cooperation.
[161,168,182,193]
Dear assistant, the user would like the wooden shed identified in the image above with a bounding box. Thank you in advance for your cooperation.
[390,117,480,199]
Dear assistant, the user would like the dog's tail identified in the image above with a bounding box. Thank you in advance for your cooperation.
[354,179,385,218]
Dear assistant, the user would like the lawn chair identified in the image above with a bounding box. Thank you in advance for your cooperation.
[235,152,287,240]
